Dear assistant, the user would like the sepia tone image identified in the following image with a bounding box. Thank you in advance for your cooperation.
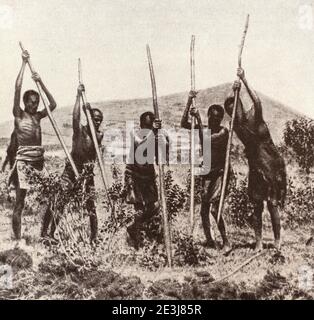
[0,0,313,302]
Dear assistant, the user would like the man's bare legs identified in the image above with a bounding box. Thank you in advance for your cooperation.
[200,202,216,248]
[200,202,231,252]
[267,201,281,250]
[12,186,26,239]
[252,201,264,251]
[210,203,231,253]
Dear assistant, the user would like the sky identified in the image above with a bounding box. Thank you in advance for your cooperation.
[0,0,314,123]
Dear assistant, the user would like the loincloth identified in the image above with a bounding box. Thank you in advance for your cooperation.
[61,161,95,190]
[124,168,158,206]
[248,165,286,207]
[8,146,45,190]
[245,141,287,207]
[201,168,232,204]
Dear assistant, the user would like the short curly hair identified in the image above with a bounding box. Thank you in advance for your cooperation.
[91,108,103,120]
[207,104,224,118]
[23,90,39,106]
[140,111,155,128]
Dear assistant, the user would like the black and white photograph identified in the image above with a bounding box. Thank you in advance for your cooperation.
[0,0,313,304]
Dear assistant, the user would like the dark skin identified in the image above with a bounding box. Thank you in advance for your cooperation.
[128,115,163,210]
[181,92,231,253]
[12,50,56,240]
[42,84,103,243]
[127,115,169,248]
[72,84,103,164]
[226,68,281,251]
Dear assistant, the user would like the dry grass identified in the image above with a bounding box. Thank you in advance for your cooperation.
[0,154,313,300]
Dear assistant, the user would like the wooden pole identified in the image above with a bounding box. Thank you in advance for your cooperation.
[78,59,114,218]
[19,42,79,178]
[146,45,172,268]
[217,14,250,224]
[190,35,196,234]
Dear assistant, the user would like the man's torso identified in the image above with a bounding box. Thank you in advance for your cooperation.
[71,125,103,165]
[15,112,42,146]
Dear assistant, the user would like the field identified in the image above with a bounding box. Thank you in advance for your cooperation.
[0,85,313,300]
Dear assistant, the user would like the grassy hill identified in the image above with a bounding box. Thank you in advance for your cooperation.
[0,83,305,149]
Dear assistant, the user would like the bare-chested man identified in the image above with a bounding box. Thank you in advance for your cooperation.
[224,68,286,251]
[8,50,57,239]
[181,91,231,253]
[41,84,103,243]
[125,112,169,249]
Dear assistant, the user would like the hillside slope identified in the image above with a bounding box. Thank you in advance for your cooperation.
[0,83,305,149]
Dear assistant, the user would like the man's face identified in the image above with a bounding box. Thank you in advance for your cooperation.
[141,115,154,129]
[25,94,39,114]
[208,109,223,128]
[92,110,103,130]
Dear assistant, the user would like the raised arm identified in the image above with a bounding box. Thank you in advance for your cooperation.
[211,127,229,145]
[180,90,197,129]
[13,51,29,117]
[33,73,57,119]
[73,84,85,132]
[224,80,246,125]
[190,106,204,153]
[237,68,263,121]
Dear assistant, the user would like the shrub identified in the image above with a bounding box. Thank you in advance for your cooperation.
[226,176,254,228]
[164,169,187,221]
[284,118,314,173]
[284,177,314,229]
[136,240,167,270]
[172,230,212,267]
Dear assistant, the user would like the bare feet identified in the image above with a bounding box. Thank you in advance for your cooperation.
[274,239,281,251]
[126,226,140,250]
[254,240,263,252]
[40,235,59,246]
[222,242,232,255]
[201,239,217,249]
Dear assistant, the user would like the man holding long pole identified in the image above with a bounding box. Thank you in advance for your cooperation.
[181,91,231,253]
[217,15,250,225]
[8,49,57,239]
[41,83,104,243]
[224,68,286,251]
[77,59,114,217]
[146,45,172,267]
[181,36,231,252]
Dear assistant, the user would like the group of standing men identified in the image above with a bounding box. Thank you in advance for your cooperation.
[2,49,286,251]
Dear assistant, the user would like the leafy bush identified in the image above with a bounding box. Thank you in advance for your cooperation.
[164,169,187,221]
[226,176,254,228]
[136,240,167,270]
[284,118,314,173]
[284,177,314,229]
[172,230,212,267]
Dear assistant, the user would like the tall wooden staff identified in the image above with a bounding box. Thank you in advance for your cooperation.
[78,59,114,218]
[189,35,196,234]
[217,14,250,224]
[19,42,79,178]
[146,45,172,267]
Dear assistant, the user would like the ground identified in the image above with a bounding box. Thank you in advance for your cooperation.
[0,151,313,300]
